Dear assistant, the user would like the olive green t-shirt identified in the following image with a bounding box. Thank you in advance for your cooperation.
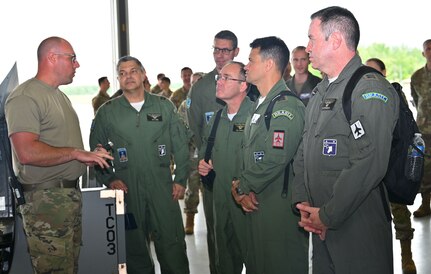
[5,78,86,184]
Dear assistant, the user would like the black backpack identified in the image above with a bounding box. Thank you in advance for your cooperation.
[342,66,422,205]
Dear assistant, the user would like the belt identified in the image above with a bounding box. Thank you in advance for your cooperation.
[22,179,79,192]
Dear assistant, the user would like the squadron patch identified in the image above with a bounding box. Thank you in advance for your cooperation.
[350,120,365,139]
[362,92,388,103]
[117,148,128,162]
[254,151,265,163]
[233,123,245,132]
[158,145,166,156]
[272,110,294,120]
[300,93,312,100]
[321,98,337,110]
[205,111,214,124]
[186,98,191,109]
[272,130,285,149]
[322,139,337,156]
[147,113,162,121]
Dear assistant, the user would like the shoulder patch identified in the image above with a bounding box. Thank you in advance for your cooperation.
[362,92,388,103]
[272,109,294,120]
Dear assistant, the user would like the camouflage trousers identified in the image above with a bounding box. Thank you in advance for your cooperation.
[184,156,202,214]
[419,134,431,193]
[19,188,82,274]
[391,203,414,240]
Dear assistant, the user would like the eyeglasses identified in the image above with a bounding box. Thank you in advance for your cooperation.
[53,53,77,63]
[212,47,235,55]
[215,75,245,82]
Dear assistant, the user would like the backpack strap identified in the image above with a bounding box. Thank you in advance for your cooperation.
[342,66,383,123]
[203,109,223,163]
[342,66,391,220]
[264,90,302,130]
[263,89,303,198]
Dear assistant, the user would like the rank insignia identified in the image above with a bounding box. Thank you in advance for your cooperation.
[147,113,162,121]
[158,145,166,156]
[254,151,265,163]
[233,123,245,132]
[322,139,337,156]
[272,130,285,149]
[321,98,337,110]
[117,148,128,162]
[350,120,365,139]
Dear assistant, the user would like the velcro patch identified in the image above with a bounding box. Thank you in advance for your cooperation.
[272,130,285,149]
[362,92,388,103]
[350,120,365,139]
[322,139,337,156]
[272,110,294,120]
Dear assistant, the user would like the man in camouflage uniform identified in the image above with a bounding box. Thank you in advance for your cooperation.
[411,39,431,218]
[5,36,112,274]
[366,57,416,274]
[177,94,201,235]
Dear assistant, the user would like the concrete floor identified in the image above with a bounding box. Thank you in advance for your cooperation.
[151,194,430,274]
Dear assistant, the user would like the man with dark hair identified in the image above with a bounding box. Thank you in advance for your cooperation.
[231,36,308,273]
[187,29,239,274]
[150,72,165,94]
[92,76,111,114]
[293,6,397,273]
[171,67,193,109]
[90,56,190,273]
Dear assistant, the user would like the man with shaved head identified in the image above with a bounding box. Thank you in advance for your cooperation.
[5,36,112,273]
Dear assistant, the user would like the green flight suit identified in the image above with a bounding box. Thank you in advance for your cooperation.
[187,68,224,273]
[90,92,190,274]
[238,80,308,274]
[293,55,398,274]
[200,97,253,274]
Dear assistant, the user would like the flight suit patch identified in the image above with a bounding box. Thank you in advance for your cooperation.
[147,113,162,121]
[322,139,337,156]
[158,145,166,156]
[350,120,365,139]
[361,92,388,103]
[272,110,294,120]
[272,130,285,149]
[321,98,337,110]
[300,93,312,100]
[205,112,214,124]
[186,98,191,109]
[254,151,264,163]
[251,113,260,124]
[233,123,245,132]
[117,148,128,162]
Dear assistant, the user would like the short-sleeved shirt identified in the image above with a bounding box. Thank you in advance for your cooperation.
[5,78,86,185]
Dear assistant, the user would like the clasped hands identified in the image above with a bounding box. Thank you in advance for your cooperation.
[231,179,258,213]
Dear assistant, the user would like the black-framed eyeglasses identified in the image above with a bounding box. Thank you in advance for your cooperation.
[53,52,77,63]
[215,75,245,82]
[212,47,235,55]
